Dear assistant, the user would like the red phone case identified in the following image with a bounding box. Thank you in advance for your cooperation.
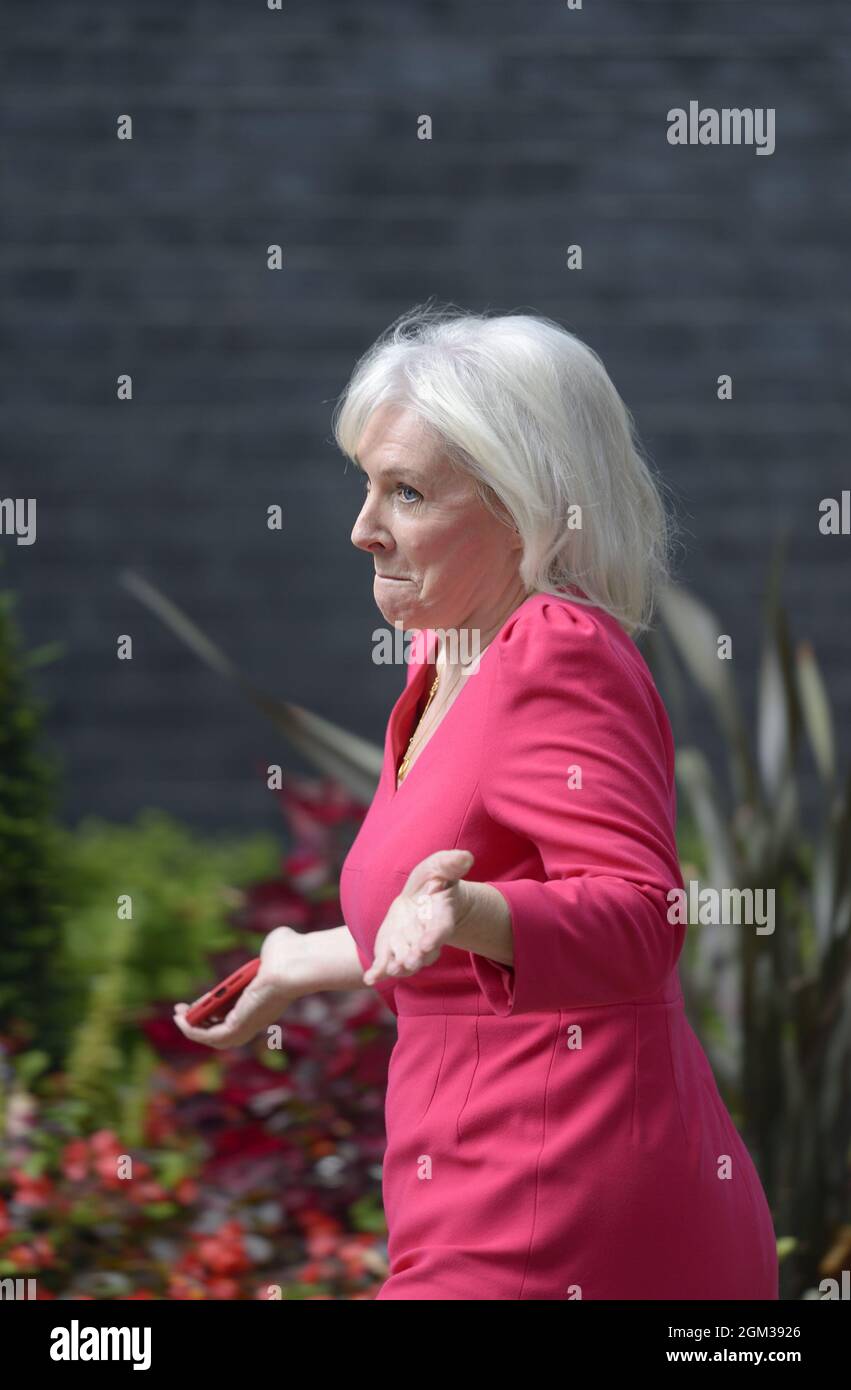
[185,957,261,1027]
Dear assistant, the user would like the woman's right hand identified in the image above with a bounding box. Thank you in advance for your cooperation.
[172,925,311,1051]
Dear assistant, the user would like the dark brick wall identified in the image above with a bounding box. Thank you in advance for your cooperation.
[1,0,849,831]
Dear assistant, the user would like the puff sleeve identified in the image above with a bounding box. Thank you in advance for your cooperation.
[469,600,685,1016]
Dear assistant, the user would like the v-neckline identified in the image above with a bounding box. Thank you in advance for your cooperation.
[391,659,444,796]
[386,597,534,802]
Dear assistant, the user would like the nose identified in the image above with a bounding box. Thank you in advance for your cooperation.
[351,492,392,554]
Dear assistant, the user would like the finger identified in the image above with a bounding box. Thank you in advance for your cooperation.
[174,974,271,1038]
[399,929,430,967]
[363,941,390,985]
[368,935,410,982]
[407,849,475,895]
[173,1005,242,1048]
[382,940,406,977]
[394,935,435,974]
[388,938,414,975]
[173,1016,232,1047]
[404,939,443,971]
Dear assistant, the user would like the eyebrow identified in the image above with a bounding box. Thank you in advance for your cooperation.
[352,454,425,482]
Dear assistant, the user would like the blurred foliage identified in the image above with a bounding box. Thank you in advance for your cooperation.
[56,812,281,1121]
[0,582,73,1067]
[645,539,851,1300]
[0,976,393,1299]
[57,812,280,1015]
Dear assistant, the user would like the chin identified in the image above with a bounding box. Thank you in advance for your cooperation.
[376,595,423,630]
[378,599,415,624]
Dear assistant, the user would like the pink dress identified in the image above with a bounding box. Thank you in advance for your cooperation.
[340,590,779,1300]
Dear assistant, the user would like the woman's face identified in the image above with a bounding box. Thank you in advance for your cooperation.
[350,403,524,630]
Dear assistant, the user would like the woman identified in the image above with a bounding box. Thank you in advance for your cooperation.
[174,304,779,1301]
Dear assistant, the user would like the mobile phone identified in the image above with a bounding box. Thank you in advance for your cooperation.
[184,957,261,1028]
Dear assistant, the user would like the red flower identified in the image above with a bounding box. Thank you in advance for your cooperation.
[206,1276,241,1299]
[218,1055,293,1107]
[89,1129,123,1156]
[13,1172,53,1208]
[31,1235,55,1268]
[61,1138,89,1182]
[143,1093,180,1145]
[210,1124,285,1162]
[300,1208,342,1235]
[175,1249,206,1280]
[306,1228,342,1260]
[237,879,312,935]
[127,1179,169,1206]
[338,1234,377,1276]
[93,1152,126,1191]
[6,1236,55,1271]
[175,1177,199,1206]
[7,1245,37,1269]
[195,1220,250,1276]
[141,1008,213,1059]
[167,1272,207,1300]
[276,773,368,835]
[284,848,330,892]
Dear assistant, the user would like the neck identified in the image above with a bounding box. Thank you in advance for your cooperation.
[433,579,532,684]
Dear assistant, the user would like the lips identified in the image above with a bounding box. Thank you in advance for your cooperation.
[375,574,409,580]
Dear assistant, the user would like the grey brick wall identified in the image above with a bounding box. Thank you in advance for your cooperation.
[1,0,849,831]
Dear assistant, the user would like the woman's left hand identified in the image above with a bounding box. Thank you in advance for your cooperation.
[363,849,476,985]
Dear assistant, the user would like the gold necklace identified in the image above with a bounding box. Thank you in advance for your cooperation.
[396,669,441,784]
[395,635,496,786]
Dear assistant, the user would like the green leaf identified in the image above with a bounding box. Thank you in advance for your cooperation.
[796,641,835,786]
[657,582,754,803]
[757,639,792,803]
[141,1201,179,1220]
[674,748,736,888]
[153,1151,193,1189]
[348,1192,388,1235]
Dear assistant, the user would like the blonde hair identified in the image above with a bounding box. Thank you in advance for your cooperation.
[331,300,680,636]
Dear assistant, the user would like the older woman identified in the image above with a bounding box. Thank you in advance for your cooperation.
[174,304,779,1301]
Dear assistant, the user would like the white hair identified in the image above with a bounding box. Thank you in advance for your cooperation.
[331,300,680,637]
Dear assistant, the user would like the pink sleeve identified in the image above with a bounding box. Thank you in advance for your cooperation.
[469,600,685,1016]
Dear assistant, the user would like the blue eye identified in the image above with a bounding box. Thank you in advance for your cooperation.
[359,476,421,504]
